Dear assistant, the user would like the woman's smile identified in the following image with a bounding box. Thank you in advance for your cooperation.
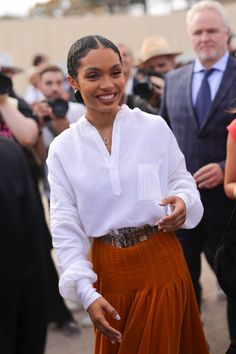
[96,92,118,104]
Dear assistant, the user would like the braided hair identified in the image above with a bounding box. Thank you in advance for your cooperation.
[67,35,122,79]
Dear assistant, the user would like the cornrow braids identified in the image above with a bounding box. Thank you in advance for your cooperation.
[67,35,122,79]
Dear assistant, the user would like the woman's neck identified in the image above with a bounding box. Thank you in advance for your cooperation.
[85,107,120,130]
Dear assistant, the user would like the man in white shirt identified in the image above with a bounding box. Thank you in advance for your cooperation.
[33,65,85,147]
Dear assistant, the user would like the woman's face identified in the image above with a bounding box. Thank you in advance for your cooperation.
[69,47,125,117]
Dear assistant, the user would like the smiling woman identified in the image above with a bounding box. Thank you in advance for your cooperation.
[66,36,125,152]
[46,35,209,354]
[68,47,124,123]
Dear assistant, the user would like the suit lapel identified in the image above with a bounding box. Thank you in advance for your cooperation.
[184,64,199,129]
[201,56,236,130]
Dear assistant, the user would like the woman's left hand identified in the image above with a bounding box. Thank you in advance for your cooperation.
[156,196,186,232]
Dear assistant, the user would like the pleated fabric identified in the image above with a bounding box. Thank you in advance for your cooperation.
[90,231,209,354]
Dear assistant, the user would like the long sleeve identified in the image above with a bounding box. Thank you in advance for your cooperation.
[47,144,101,310]
[166,127,203,228]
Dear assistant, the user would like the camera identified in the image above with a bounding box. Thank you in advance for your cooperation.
[0,72,13,95]
[133,69,165,100]
[43,98,69,122]
[47,98,69,118]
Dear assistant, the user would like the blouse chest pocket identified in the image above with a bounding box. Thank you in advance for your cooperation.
[138,163,162,201]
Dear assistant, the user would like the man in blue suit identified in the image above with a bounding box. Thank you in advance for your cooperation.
[160,0,236,341]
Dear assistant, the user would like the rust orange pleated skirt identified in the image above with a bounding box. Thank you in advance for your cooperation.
[90,231,209,354]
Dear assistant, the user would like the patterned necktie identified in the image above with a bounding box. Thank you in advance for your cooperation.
[195,68,214,127]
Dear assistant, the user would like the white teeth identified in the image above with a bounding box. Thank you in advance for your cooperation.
[99,94,115,100]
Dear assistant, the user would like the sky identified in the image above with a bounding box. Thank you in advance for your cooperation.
[0,0,48,16]
[0,0,188,17]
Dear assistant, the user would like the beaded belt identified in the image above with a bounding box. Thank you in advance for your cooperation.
[99,224,160,248]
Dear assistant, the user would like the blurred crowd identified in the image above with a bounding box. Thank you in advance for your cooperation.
[1,0,236,353]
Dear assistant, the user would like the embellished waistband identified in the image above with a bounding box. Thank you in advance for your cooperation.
[98,224,160,248]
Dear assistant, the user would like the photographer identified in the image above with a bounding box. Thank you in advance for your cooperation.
[0,54,45,176]
[0,72,38,147]
[33,65,85,148]
[130,35,181,115]
[0,52,36,119]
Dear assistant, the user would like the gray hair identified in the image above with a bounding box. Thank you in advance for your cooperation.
[186,0,230,31]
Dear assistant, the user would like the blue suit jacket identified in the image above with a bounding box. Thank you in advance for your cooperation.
[160,55,236,223]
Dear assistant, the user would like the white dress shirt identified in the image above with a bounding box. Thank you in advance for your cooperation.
[24,84,44,105]
[192,52,229,105]
[47,104,203,310]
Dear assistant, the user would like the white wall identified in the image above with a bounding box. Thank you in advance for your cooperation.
[1,2,235,94]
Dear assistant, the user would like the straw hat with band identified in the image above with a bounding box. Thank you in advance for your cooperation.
[0,52,23,74]
[138,35,182,66]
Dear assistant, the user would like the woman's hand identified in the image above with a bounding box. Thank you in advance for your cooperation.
[33,101,52,127]
[87,297,122,344]
[157,196,186,232]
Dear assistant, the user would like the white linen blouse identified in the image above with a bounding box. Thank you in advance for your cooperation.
[47,105,203,310]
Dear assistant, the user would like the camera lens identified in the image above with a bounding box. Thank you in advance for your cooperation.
[0,73,13,95]
[48,98,69,118]
[133,79,153,99]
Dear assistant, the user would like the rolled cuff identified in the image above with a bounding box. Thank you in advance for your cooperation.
[76,278,102,310]
[176,192,203,229]
[58,260,101,310]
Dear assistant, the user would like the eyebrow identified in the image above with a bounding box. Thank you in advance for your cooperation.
[84,63,121,72]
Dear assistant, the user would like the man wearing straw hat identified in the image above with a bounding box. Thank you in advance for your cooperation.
[138,35,181,74]
[0,52,23,76]
[132,35,181,114]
